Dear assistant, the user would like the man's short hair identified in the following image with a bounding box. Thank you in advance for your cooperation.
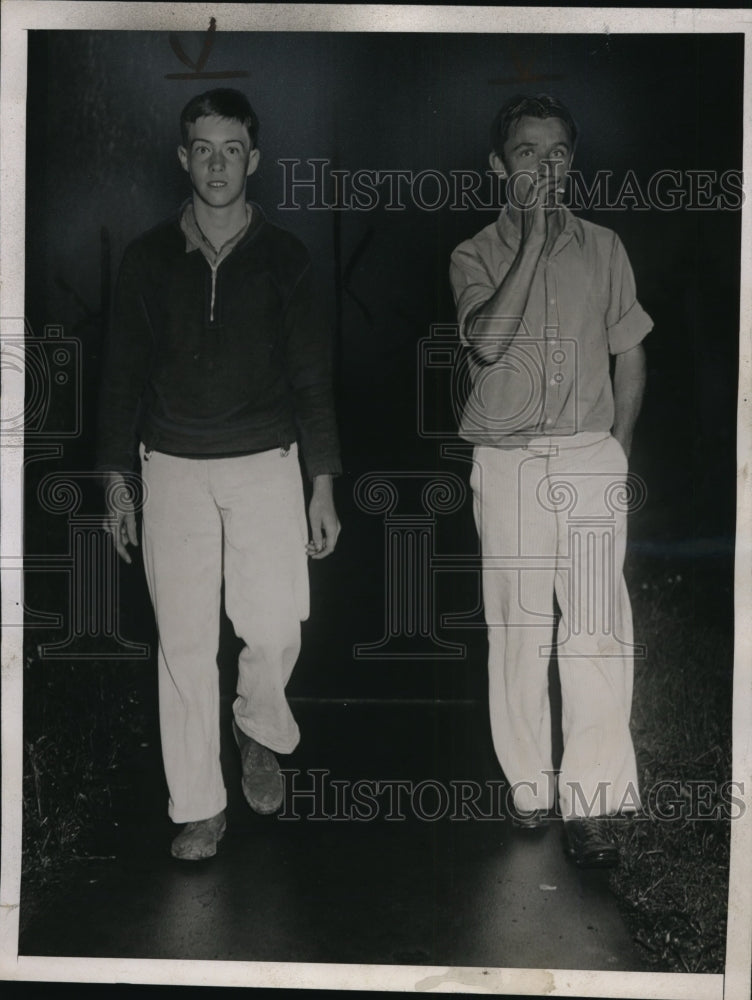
[490,94,578,158]
[180,88,260,148]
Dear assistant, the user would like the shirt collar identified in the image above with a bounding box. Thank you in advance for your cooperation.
[495,204,585,253]
[180,200,254,262]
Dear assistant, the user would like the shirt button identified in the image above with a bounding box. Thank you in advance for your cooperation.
[549,378,556,386]
[549,299,555,305]
[554,373,563,384]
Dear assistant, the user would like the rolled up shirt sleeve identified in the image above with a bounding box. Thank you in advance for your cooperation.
[606,233,654,355]
[449,243,498,345]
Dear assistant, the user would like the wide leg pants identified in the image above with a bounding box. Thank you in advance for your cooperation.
[470,431,640,819]
[140,443,309,823]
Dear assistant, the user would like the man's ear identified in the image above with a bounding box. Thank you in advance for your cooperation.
[177,146,189,173]
[489,151,506,178]
[246,148,260,177]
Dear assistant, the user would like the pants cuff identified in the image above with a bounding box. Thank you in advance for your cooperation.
[169,790,227,825]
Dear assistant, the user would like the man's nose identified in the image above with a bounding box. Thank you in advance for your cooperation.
[537,162,561,184]
[209,150,225,170]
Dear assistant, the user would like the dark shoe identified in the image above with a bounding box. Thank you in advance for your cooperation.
[233,720,284,815]
[563,818,619,868]
[171,810,226,860]
[510,807,548,830]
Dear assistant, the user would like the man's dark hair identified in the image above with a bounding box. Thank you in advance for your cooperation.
[180,88,260,148]
[490,94,578,159]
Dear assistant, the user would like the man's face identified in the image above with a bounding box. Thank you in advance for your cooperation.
[490,115,573,206]
[178,115,260,210]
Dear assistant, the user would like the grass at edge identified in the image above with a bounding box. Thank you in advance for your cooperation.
[607,567,733,974]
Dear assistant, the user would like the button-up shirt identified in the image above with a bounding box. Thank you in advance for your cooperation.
[449,207,653,447]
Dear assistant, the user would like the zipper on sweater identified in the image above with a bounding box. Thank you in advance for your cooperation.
[209,262,218,323]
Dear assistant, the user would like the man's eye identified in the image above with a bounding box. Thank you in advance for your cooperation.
[226,147,240,156]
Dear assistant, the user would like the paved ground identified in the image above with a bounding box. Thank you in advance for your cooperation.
[20,700,646,971]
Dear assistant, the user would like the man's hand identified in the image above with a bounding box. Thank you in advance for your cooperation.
[465,172,548,366]
[516,172,548,249]
[104,471,138,564]
[306,474,340,560]
[520,170,566,250]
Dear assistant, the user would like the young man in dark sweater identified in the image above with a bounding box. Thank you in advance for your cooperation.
[98,89,341,860]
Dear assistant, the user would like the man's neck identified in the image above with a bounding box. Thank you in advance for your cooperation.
[192,198,249,251]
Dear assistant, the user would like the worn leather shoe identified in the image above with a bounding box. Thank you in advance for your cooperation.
[563,818,619,868]
[510,807,548,830]
[233,720,284,815]
[171,810,226,860]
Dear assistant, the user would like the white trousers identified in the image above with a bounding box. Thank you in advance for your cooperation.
[471,432,640,819]
[140,443,309,823]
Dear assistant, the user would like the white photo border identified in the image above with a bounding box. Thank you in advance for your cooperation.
[1,3,750,997]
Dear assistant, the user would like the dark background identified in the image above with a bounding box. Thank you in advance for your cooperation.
[24,30,742,700]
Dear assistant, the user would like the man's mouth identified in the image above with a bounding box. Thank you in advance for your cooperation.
[208,181,227,188]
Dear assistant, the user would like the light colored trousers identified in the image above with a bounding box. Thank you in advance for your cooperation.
[470,432,640,819]
[140,443,309,823]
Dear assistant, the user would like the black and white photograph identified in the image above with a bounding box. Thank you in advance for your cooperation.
[1,4,750,997]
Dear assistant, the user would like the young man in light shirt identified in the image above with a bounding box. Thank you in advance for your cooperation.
[450,94,651,867]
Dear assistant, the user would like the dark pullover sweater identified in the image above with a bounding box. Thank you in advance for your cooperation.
[97,202,341,479]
